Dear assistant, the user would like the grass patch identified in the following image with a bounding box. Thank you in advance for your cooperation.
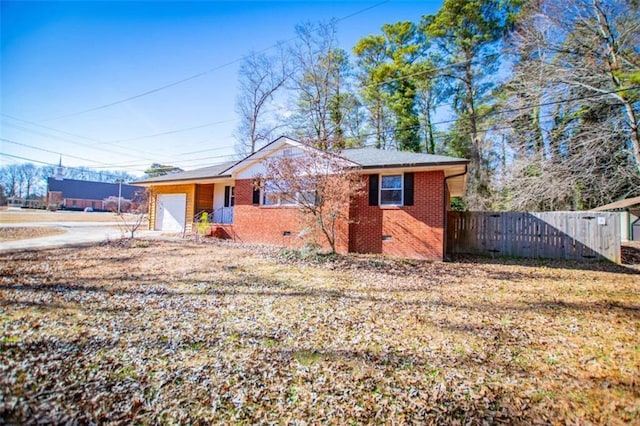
[0,226,66,242]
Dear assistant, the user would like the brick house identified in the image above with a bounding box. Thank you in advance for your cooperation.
[47,177,143,211]
[135,136,469,260]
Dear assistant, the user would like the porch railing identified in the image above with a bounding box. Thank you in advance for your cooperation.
[194,207,233,225]
[213,206,234,224]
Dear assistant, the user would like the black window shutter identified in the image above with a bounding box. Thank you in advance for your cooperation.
[252,182,261,205]
[224,186,230,207]
[404,172,414,206]
[368,174,379,206]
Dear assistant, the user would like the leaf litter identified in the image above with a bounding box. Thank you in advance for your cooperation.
[1,239,638,424]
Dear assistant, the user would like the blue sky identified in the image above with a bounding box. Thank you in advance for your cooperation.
[1,1,443,177]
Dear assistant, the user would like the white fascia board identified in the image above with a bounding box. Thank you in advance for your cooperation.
[224,136,302,177]
[137,177,234,186]
[229,137,359,179]
[358,163,467,176]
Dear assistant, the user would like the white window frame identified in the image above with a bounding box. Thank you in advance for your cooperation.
[261,179,297,206]
[379,173,403,206]
[261,178,318,207]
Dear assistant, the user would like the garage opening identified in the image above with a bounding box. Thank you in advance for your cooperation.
[156,194,186,232]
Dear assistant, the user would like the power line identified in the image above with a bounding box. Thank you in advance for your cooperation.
[358,53,500,90]
[5,53,490,150]
[1,114,225,163]
[6,83,634,173]
[175,145,234,157]
[97,86,635,167]
[1,115,240,169]
[335,0,390,22]
[0,152,145,178]
[354,85,640,142]
[0,152,57,166]
[99,118,238,145]
[39,1,391,123]
[2,113,103,142]
[1,114,162,163]
[1,137,113,166]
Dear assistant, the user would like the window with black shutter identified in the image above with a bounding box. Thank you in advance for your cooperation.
[252,180,261,205]
[369,174,379,206]
[404,173,414,206]
[224,186,231,207]
[380,174,403,205]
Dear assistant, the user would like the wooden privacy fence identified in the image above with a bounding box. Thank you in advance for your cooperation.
[447,211,621,263]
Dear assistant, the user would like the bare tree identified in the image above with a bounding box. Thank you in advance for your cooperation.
[0,164,22,198]
[113,190,149,240]
[552,0,640,172]
[20,163,39,199]
[289,21,351,151]
[256,147,365,253]
[499,0,640,210]
[235,49,290,156]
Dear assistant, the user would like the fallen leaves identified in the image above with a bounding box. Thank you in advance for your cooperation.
[0,240,638,424]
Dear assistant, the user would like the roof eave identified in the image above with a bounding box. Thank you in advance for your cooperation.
[359,160,470,170]
[133,174,232,186]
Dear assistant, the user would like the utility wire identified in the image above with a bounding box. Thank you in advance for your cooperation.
[0,152,141,179]
[39,1,391,122]
[358,53,500,89]
[1,137,113,166]
[107,84,636,166]
[2,117,235,168]
[99,118,238,145]
[1,114,161,162]
[7,51,492,147]
[6,86,635,171]
[352,85,640,143]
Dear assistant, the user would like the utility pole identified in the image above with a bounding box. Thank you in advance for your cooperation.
[117,180,123,214]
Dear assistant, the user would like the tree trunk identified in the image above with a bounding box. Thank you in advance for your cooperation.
[592,0,640,172]
[464,55,482,187]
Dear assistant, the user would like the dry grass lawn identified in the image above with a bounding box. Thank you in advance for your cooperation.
[1,240,638,424]
[0,226,67,242]
[0,209,138,223]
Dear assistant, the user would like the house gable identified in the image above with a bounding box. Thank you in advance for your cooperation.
[223,136,359,180]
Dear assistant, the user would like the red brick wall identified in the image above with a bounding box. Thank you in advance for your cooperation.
[63,198,103,210]
[233,179,349,252]
[349,171,446,261]
[233,172,446,260]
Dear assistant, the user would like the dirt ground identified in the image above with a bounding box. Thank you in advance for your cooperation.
[1,239,638,424]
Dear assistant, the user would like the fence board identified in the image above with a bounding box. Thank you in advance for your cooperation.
[447,211,620,263]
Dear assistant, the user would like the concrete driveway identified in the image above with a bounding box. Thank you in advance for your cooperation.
[0,222,163,252]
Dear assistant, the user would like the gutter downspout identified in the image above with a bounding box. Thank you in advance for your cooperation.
[443,165,468,262]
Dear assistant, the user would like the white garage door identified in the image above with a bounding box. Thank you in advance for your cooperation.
[156,194,186,232]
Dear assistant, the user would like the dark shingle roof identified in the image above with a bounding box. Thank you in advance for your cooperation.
[47,178,143,200]
[340,148,468,168]
[132,144,468,186]
[132,161,235,184]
